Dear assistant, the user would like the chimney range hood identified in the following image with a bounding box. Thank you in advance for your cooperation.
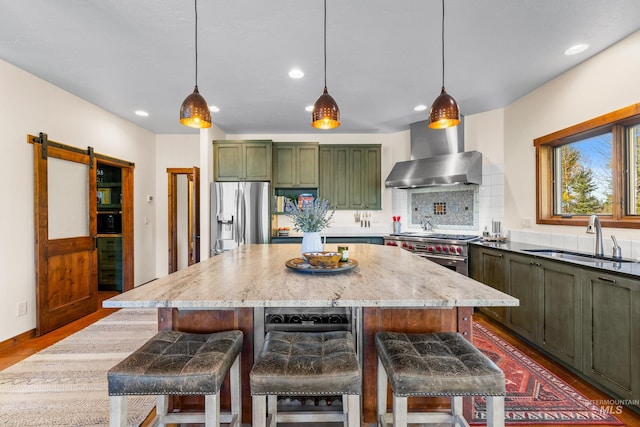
[385,118,482,188]
[385,150,482,188]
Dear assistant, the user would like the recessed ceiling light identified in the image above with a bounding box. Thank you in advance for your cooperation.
[289,68,304,79]
[209,105,220,112]
[305,105,314,112]
[135,110,149,117]
[564,43,589,56]
[414,104,428,112]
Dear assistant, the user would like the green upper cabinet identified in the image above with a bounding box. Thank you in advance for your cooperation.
[319,144,381,210]
[213,140,272,181]
[272,142,319,188]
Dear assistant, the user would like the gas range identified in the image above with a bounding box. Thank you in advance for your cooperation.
[385,233,479,255]
[383,233,480,275]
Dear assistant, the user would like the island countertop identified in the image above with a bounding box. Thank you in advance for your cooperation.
[104,243,518,309]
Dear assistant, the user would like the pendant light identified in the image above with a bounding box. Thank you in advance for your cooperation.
[180,0,212,129]
[428,0,460,129]
[311,0,340,129]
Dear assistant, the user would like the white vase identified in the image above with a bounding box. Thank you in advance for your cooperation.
[301,232,324,254]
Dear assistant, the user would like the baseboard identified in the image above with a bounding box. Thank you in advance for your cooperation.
[0,328,36,352]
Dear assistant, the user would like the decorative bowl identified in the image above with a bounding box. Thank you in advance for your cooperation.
[303,252,342,268]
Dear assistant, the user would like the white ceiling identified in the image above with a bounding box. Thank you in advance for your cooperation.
[1,1,639,135]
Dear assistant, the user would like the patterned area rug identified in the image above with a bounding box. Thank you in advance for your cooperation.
[0,308,158,426]
[471,322,623,425]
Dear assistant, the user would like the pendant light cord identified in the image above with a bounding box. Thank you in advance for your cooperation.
[441,0,445,88]
[323,0,327,88]
[194,0,199,87]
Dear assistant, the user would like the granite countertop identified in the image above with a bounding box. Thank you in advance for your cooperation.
[473,240,640,278]
[104,244,518,309]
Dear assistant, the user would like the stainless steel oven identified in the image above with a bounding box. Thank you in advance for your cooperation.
[383,233,479,276]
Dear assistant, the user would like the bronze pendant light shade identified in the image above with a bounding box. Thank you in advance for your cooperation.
[312,87,340,129]
[312,0,340,129]
[429,0,460,129]
[180,0,212,129]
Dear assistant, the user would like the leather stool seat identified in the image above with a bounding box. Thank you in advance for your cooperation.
[108,330,243,427]
[251,330,361,426]
[375,331,505,427]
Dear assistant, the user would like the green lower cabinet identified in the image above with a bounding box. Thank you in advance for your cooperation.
[538,260,582,369]
[471,244,639,409]
[469,246,508,324]
[582,271,640,402]
[506,253,541,344]
[507,255,581,368]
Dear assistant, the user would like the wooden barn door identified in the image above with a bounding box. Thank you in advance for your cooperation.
[31,133,98,336]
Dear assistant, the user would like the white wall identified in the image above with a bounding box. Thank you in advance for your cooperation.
[465,109,506,232]
[502,29,640,247]
[0,59,157,342]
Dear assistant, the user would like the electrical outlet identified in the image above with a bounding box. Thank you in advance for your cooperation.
[17,301,27,317]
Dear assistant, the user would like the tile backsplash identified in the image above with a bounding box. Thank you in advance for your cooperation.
[408,185,478,230]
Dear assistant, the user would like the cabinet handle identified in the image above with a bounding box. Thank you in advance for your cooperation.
[597,276,616,283]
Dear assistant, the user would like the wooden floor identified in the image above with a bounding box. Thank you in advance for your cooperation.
[0,293,638,426]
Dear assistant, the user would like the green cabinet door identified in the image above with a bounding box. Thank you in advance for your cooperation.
[213,140,272,181]
[297,144,319,187]
[469,245,508,324]
[318,144,380,209]
[244,142,272,181]
[273,142,318,187]
[214,143,243,181]
[506,253,542,344]
[539,259,582,368]
[582,271,640,402]
[476,247,509,324]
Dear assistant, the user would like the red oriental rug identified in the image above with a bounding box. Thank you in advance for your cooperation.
[471,322,623,425]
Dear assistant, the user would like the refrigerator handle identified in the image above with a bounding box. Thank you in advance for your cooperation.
[236,185,245,245]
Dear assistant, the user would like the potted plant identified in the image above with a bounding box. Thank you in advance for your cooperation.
[284,197,335,253]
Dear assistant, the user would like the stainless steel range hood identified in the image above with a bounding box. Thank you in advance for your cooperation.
[385,118,482,188]
[385,150,482,188]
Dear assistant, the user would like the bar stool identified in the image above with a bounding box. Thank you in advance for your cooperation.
[250,330,361,427]
[375,331,505,427]
[107,330,243,427]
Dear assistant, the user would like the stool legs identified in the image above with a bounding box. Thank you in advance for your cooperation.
[109,396,127,427]
[377,357,387,426]
[486,396,505,427]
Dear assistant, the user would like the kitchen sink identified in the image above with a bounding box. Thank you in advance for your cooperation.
[523,249,635,264]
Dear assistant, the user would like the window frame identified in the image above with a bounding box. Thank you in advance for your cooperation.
[534,103,640,229]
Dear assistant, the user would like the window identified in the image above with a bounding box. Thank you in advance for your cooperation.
[535,103,640,228]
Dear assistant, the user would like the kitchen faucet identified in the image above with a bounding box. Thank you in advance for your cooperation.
[421,217,433,232]
[586,215,603,257]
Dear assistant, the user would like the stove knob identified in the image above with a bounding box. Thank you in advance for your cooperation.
[456,247,462,254]
[402,242,407,248]
[450,246,456,252]
[408,245,413,250]
[443,246,449,252]
[427,246,433,252]
[435,245,441,252]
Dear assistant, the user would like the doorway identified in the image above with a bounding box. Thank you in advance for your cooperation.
[30,133,134,335]
[167,167,200,273]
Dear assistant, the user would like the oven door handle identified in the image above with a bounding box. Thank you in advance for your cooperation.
[418,253,467,263]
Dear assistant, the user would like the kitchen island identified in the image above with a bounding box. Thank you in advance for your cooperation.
[104,243,518,424]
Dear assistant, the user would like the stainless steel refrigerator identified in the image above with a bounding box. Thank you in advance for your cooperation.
[210,181,271,255]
